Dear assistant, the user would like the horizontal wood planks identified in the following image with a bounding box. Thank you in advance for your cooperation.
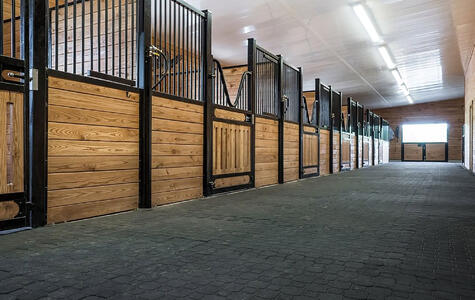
[255,117,278,187]
[319,129,330,175]
[404,144,423,161]
[303,127,318,168]
[333,131,340,173]
[0,91,23,195]
[47,77,139,224]
[151,96,203,206]
[284,122,299,182]
[425,143,446,161]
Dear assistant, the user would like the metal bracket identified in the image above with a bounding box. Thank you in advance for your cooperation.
[29,69,38,91]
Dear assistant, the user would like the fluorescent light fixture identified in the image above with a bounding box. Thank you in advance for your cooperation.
[353,4,382,44]
[401,84,410,96]
[406,95,414,104]
[378,46,395,69]
[242,25,255,34]
[391,69,403,86]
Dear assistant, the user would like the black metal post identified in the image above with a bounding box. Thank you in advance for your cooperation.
[329,85,333,174]
[203,10,213,196]
[298,67,304,179]
[278,55,284,184]
[138,0,152,208]
[29,0,48,227]
[248,38,256,188]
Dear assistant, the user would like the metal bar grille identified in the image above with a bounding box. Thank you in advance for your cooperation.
[282,63,299,122]
[332,91,342,131]
[49,0,137,81]
[212,60,251,111]
[151,0,204,101]
[320,85,331,128]
[255,47,279,116]
[1,0,24,59]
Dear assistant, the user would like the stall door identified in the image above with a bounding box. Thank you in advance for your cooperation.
[425,144,447,161]
[0,91,26,230]
[404,144,424,161]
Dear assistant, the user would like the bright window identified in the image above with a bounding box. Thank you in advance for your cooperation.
[402,123,448,143]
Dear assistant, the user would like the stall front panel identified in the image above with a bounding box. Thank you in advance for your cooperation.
[318,82,331,176]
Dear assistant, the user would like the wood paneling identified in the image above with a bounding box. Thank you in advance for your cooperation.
[341,132,351,170]
[303,91,316,123]
[363,136,372,166]
[284,122,299,182]
[426,143,446,161]
[151,96,203,206]
[0,91,23,194]
[0,201,20,221]
[374,98,464,161]
[255,117,278,187]
[320,129,330,175]
[222,66,247,100]
[351,136,357,170]
[404,144,423,161]
[358,136,363,168]
[303,133,318,167]
[332,131,340,173]
[47,77,139,224]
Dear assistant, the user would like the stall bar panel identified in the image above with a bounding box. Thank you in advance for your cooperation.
[340,101,350,171]
[282,62,300,182]
[1,0,23,58]
[49,0,137,82]
[331,90,342,173]
[47,75,139,224]
[350,100,358,170]
[254,43,279,188]
[373,114,380,165]
[302,90,319,178]
[318,80,331,176]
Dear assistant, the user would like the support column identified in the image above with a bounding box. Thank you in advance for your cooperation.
[203,10,213,196]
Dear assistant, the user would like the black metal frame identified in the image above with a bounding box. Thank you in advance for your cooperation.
[300,80,320,179]
[330,89,342,173]
[316,79,331,173]
[356,102,364,169]
[401,123,449,163]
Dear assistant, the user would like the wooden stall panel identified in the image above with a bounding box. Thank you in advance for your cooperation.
[426,143,446,161]
[222,66,248,100]
[341,132,351,170]
[284,122,299,182]
[404,144,423,161]
[255,117,278,187]
[303,126,318,175]
[47,77,139,224]
[358,136,363,168]
[319,129,330,175]
[332,131,340,173]
[213,120,251,176]
[373,139,380,165]
[0,91,23,194]
[0,90,23,223]
[151,96,203,206]
[351,136,357,170]
[363,137,372,166]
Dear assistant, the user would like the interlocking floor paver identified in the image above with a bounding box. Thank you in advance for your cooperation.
[1,162,475,299]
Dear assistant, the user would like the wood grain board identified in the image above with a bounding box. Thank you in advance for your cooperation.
[319,129,330,175]
[47,77,139,224]
[333,131,340,173]
[255,117,278,187]
[284,122,299,182]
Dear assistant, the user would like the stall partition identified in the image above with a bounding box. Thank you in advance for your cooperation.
[317,80,331,176]
[331,90,342,173]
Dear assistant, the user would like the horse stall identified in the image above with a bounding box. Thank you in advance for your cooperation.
[363,110,373,167]
[340,98,351,171]
[331,90,342,173]
[302,88,319,178]
[0,0,27,230]
[282,62,301,183]
[316,79,331,176]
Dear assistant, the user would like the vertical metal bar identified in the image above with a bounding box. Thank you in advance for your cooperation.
[105,0,108,74]
[186,9,189,98]
[125,0,128,79]
[0,0,3,55]
[181,5,185,98]
[118,0,121,77]
[298,67,303,179]
[54,0,58,69]
[64,0,68,71]
[131,0,135,81]
[73,0,77,74]
[11,0,15,57]
[97,0,101,72]
[29,0,48,227]
[278,55,284,184]
[137,0,152,208]
[203,10,212,196]
[168,0,171,94]
[112,0,115,76]
[248,38,256,188]
[90,0,93,71]
[81,0,85,75]
[173,1,176,95]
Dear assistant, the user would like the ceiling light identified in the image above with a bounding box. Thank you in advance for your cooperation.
[401,84,410,96]
[242,25,255,35]
[407,95,414,104]
[378,46,395,69]
[391,69,403,86]
[353,4,382,44]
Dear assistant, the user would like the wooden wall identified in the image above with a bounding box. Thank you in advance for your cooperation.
[151,96,203,206]
[283,122,299,182]
[222,66,248,100]
[332,131,340,173]
[255,117,278,187]
[320,129,330,175]
[302,126,318,175]
[374,98,464,161]
[303,91,316,122]
[351,136,357,169]
[363,136,372,166]
[0,90,23,222]
[358,136,363,168]
[341,132,351,170]
[47,77,139,224]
